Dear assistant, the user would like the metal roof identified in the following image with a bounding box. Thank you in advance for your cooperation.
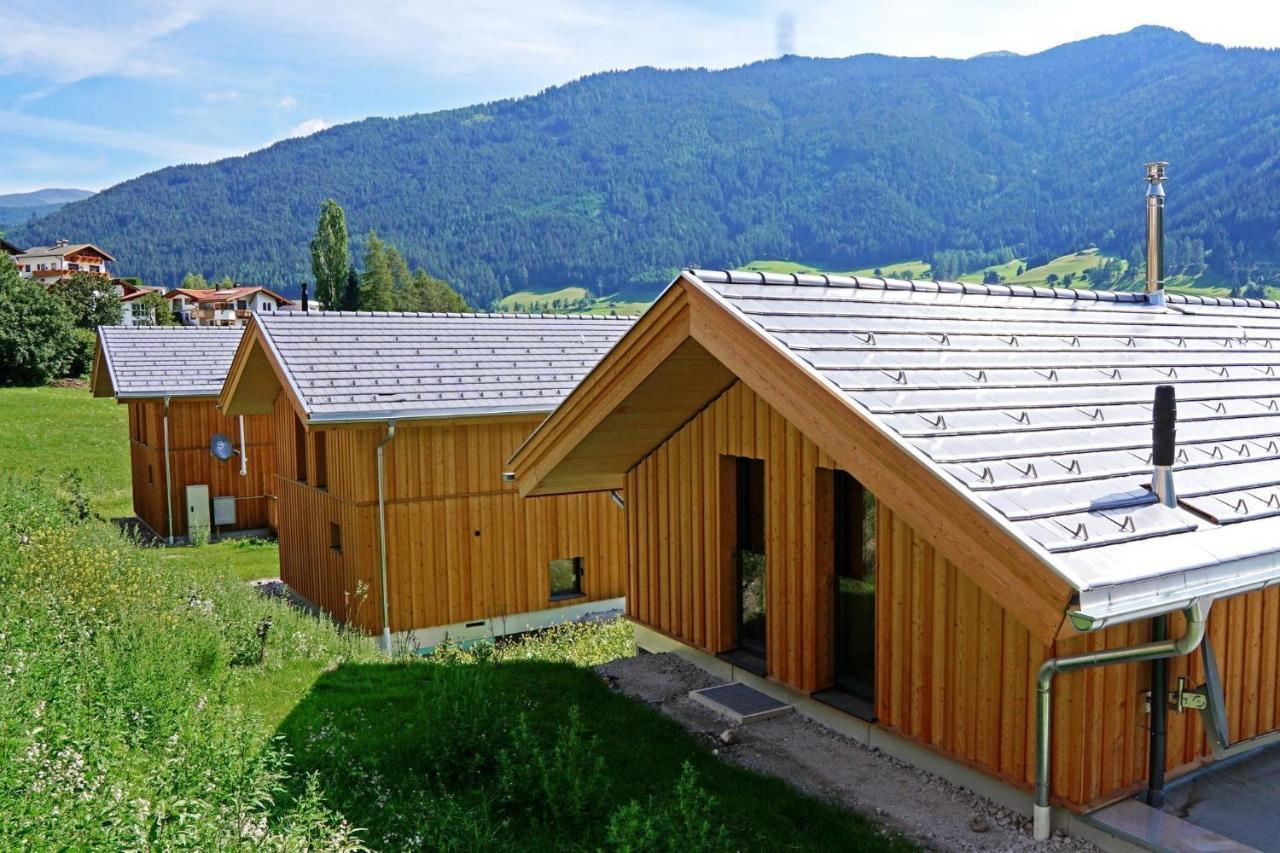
[689,269,1280,627]
[255,311,636,423]
[96,325,244,398]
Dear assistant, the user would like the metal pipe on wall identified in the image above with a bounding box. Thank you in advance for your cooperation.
[238,414,248,477]
[163,395,174,544]
[376,420,397,651]
[1146,614,1169,808]
[1032,599,1209,840]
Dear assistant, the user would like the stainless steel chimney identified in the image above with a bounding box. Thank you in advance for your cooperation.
[1151,384,1177,507]
[1145,162,1168,306]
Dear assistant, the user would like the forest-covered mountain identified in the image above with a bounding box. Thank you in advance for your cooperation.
[13,27,1280,303]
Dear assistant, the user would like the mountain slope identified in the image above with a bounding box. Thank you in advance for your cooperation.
[13,27,1280,302]
[0,188,94,228]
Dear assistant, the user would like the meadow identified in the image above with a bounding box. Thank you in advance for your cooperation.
[0,386,906,850]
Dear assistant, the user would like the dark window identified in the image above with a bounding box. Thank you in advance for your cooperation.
[733,457,767,661]
[329,522,342,553]
[313,431,328,489]
[549,557,584,599]
[294,416,308,483]
[832,471,877,704]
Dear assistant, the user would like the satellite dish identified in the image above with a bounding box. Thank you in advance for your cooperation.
[210,433,236,461]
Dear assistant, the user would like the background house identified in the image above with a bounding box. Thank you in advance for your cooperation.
[14,239,114,283]
[92,326,277,542]
[511,268,1280,836]
[220,310,635,649]
[167,286,293,327]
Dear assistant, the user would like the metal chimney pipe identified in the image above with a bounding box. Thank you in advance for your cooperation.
[1145,161,1168,306]
[1151,384,1177,507]
[300,282,309,314]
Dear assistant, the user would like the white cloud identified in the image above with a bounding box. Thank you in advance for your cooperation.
[0,0,206,85]
[0,110,237,164]
[286,118,329,138]
[278,95,299,109]
[203,89,242,102]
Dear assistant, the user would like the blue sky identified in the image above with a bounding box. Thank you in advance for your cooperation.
[2,0,1277,194]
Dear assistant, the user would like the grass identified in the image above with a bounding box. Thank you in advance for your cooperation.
[0,387,280,581]
[495,285,654,316]
[0,386,131,519]
[0,387,907,850]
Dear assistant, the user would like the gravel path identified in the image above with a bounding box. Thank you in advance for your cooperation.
[596,652,1101,852]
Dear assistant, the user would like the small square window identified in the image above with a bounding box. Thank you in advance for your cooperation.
[329,522,342,554]
[549,557,583,600]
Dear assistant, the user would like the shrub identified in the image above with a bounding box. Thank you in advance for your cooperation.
[607,763,735,852]
[66,328,97,378]
[0,474,373,849]
[496,706,608,826]
[0,264,76,386]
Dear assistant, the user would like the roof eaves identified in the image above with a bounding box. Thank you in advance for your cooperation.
[306,402,554,425]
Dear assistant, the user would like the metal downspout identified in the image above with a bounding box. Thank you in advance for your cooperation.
[162,395,174,544]
[1032,599,1209,841]
[238,414,248,477]
[376,421,397,651]
[1146,614,1169,808]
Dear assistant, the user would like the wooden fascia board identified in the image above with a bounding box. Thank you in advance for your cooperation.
[510,284,691,497]
[681,276,1072,643]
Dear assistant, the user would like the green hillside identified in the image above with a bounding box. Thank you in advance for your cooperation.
[14,27,1280,304]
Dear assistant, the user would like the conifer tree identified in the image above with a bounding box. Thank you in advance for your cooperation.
[359,231,395,311]
[385,245,414,310]
[341,267,361,311]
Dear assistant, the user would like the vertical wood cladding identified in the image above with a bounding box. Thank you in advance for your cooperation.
[126,398,275,538]
[627,379,1280,811]
[271,393,627,635]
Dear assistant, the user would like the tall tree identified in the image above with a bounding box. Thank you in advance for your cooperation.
[385,245,413,310]
[310,199,349,309]
[341,267,361,311]
[413,269,470,312]
[211,274,235,290]
[359,231,395,311]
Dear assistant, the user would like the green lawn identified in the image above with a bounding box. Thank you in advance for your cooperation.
[0,386,279,580]
[495,285,654,316]
[0,385,131,518]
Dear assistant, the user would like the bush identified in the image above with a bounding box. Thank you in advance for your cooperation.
[607,763,735,852]
[0,473,373,849]
[66,328,96,378]
[0,264,76,386]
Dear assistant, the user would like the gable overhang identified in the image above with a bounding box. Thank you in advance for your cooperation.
[90,334,115,398]
[511,271,1078,642]
[220,315,307,418]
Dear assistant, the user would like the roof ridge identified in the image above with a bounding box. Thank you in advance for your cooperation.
[687,268,1280,311]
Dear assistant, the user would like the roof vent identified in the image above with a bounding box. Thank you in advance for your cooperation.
[1151,384,1177,507]
[1145,162,1168,307]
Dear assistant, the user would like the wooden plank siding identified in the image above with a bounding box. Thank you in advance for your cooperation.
[627,378,1280,811]
[269,392,627,636]
[126,398,275,539]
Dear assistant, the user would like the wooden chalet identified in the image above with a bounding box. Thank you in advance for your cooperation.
[219,311,636,649]
[510,268,1280,837]
[92,326,276,542]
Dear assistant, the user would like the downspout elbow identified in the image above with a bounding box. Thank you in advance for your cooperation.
[1033,598,1210,841]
